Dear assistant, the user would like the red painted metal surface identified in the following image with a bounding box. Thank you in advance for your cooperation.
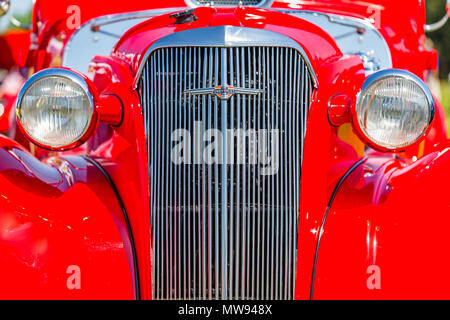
[113,6,342,78]
[0,31,29,133]
[0,0,449,299]
[312,142,450,299]
[0,136,135,299]
[0,30,30,69]
[0,70,25,133]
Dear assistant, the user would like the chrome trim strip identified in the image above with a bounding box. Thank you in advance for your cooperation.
[134,26,318,88]
[185,0,274,8]
[220,47,228,299]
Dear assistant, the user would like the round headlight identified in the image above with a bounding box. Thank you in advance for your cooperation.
[16,69,97,150]
[355,69,434,151]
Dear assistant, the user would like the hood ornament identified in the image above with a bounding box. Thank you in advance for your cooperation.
[185,85,264,100]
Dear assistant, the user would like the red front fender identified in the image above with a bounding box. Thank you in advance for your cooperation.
[0,136,136,299]
[312,142,450,299]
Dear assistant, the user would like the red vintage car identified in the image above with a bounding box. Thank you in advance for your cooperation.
[0,0,449,300]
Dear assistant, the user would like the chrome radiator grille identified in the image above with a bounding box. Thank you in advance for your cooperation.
[139,46,313,300]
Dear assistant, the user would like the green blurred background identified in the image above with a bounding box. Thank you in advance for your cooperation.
[427,0,450,131]
[1,0,449,130]
[442,82,450,131]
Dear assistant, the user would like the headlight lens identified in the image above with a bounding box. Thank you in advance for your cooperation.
[16,69,96,150]
[356,69,434,150]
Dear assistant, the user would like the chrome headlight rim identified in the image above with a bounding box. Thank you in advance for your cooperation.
[354,69,435,152]
[16,68,98,151]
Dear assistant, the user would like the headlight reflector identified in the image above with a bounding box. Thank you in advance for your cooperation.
[16,69,96,150]
[356,69,434,151]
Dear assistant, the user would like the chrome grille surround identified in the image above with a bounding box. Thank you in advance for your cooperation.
[137,26,316,300]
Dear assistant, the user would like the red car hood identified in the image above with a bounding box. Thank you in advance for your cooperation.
[112,7,343,78]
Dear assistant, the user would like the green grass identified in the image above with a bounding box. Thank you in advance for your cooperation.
[442,81,450,133]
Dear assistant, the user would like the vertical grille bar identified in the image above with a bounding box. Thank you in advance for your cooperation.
[207,47,213,300]
[234,46,241,300]
[269,46,275,300]
[255,46,262,300]
[228,47,234,300]
[220,47,228,300]
[141,46,313,300]
[213,47,220,300]
[201,47,207,300]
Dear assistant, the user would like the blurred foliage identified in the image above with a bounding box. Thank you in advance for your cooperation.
[441,81,450,131]
[426,0,450,79]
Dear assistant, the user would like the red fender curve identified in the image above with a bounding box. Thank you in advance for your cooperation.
[0,30,30,70]
[0,135,137,299]
[312,141,450,299]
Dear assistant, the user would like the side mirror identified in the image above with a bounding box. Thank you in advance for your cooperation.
[0,0,10,18]
[425,0,450,32]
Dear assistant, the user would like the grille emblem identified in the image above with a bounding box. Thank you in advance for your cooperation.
[184,85,264,100]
